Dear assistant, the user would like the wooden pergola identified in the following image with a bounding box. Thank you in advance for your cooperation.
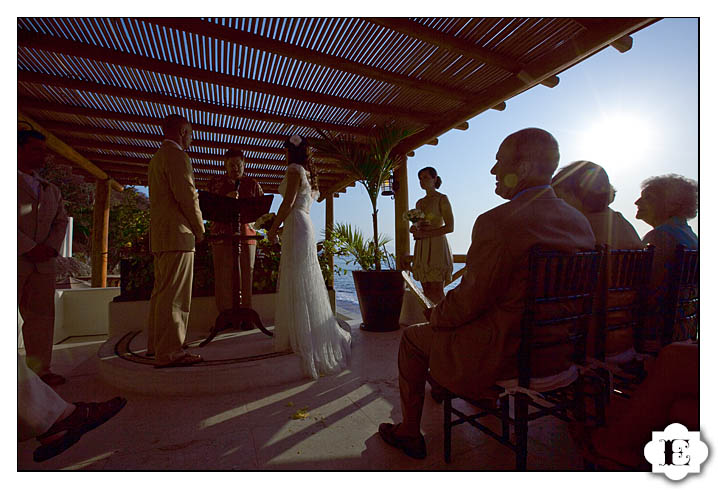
[17,17,658,286]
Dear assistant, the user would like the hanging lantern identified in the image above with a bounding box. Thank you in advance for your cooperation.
[381,174,394,196]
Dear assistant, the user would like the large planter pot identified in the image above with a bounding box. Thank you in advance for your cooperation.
[352,270,404,332]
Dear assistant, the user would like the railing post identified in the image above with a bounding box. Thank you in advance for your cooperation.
[394,155,410,270]
[91,178,111,288]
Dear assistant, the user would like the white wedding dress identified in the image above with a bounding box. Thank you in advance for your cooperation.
[273,163,352,379]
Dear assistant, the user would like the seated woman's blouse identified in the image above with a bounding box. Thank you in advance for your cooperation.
[641,217,698,348]
[584,208,643,249]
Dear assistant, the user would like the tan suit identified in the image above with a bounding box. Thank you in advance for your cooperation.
[398,187,595,427]
[18,170,68,375]
[147,141,204,361]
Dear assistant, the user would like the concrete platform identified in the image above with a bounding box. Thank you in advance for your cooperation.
[98,327,303,395]
[18,310,588,472]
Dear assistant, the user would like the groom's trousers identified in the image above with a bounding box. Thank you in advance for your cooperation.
[147,251,194,362]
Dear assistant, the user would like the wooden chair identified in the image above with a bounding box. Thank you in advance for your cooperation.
[433,247,601,470]
[590,246,654,420]
[661,245,699,345]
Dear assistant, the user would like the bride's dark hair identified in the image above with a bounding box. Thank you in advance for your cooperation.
[283,135,319,191]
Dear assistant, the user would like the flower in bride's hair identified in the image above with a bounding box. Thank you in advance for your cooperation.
[289,134,302,146]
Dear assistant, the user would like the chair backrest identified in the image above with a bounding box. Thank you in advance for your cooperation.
[662,245,699,344]
[519,247,602,387]
[593,246,654,361]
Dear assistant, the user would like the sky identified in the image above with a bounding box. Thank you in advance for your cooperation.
[300,18,699,253]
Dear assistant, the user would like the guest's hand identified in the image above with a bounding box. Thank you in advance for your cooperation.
[25,244,56,262]
[226,191,239,199]
[413,229,430,240]
[267,229,279,244]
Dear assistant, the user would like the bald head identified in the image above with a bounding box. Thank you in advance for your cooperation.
[491,128,560,199]
[162,114,193,150]
[502,128,560,177]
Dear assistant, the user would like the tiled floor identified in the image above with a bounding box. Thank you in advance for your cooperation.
[18,317,587,471]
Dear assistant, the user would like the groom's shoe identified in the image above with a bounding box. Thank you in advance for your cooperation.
[378,423,427,459]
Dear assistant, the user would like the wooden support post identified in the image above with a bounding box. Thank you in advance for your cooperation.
[394,156,410,271]
[91,179,111,288]
[325,194,336,313]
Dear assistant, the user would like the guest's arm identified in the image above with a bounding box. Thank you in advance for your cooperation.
[42,188,69,255]
[430,213,510,329]
[168,151,205,241]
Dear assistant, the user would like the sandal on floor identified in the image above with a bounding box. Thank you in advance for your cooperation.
[154,352,203,369]
[33,397,127,463]
[378,423,427,459]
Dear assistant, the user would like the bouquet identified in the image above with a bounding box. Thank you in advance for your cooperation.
[252,212,277,232]
[403,208,425,223]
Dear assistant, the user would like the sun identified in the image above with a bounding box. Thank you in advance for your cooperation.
[577,112,656,173]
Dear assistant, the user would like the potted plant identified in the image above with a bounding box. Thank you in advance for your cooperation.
[314,124,416,331]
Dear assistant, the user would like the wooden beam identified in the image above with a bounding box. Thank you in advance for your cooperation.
[610,35,634,53]
[18,72,372,137]
[17,31,436,123]
[393,156,410,271]
[91,179,111,287]
[19,100,330,143]
[492,102,507,111]
[395,18,658,154]
[18,111,123,192]
[41,121,288,155]
[454,122,469,131]
[366,18,560,88]
[145,17,473,103]
[80,151,347,178]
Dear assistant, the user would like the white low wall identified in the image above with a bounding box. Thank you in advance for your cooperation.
[108,293,278,338]
[18,287,121,348]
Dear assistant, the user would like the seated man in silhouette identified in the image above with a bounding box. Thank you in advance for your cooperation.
[378,128,595,459]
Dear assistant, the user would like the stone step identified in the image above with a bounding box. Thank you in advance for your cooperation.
[96,326,306,396]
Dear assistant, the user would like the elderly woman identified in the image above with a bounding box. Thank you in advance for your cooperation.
[552,161,643,360]
[552,161,642,249]
[635,174,698,349]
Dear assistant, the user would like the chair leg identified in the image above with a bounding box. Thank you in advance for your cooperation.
[500,395,510,441]
[443,397,452,464]
[515,393,529,470]
[574,377,586,423]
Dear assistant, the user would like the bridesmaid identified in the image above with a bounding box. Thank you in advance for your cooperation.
[410,166,454,305]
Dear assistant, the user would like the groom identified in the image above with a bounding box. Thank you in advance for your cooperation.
[378,128,595,458]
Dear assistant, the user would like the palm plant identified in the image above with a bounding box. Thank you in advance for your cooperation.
[323,222,394,272]
[313,124,417,270]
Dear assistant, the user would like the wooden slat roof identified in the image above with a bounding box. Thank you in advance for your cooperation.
[17,17,658,196]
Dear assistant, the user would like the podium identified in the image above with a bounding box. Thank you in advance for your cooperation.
[197,190,274,345]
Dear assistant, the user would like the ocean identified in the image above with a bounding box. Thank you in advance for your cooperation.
[333,257,463,315]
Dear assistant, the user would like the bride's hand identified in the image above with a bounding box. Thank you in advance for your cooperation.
[267,229,279,244]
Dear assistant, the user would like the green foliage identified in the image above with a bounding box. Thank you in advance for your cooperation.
[252,237,282,294]
[109,186,150,272]
[313,124,417,270]
[323,223,395,272]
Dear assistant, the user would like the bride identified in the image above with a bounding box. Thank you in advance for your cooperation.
[266,135,352,379]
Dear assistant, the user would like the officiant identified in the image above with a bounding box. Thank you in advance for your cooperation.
[208,148,263,312]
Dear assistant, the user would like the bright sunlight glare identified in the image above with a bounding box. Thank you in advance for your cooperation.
[577,112,656,173]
